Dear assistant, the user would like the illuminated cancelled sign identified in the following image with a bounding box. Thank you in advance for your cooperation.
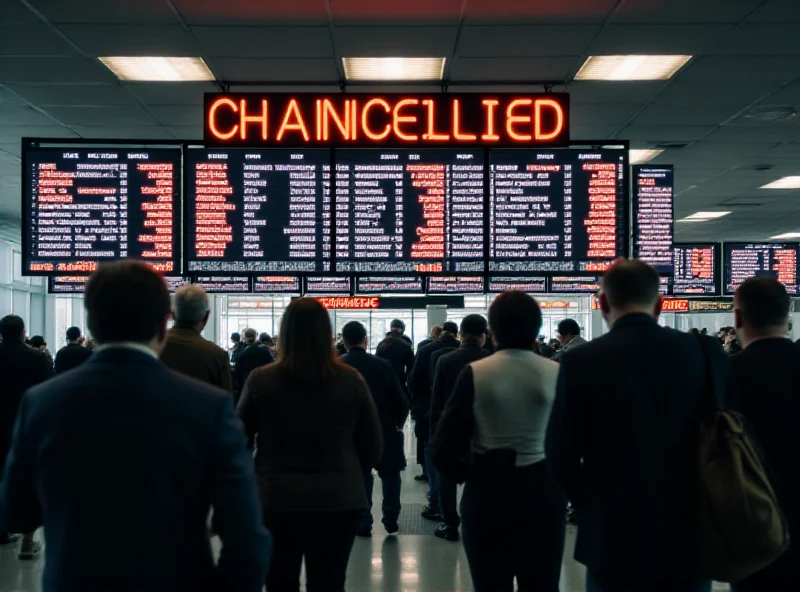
[317,297,380,309]
[204,93,569,147]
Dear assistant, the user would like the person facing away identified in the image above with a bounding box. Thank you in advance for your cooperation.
[230,331,244,365]
[375,318,415,396]
[233,331,274,402]
[417,324,443,351]
[553,318,587,362]
[545,259,736,592]
[0,261,270,592]
[28,336,53,368]
[431,291,566,592]
[429,313,491,543]
[54,326,92,374]
[160,284,233,393]
[237,297,383,592]
[730,278,800,592]
[340,321,409,538]
[0,315,53,554]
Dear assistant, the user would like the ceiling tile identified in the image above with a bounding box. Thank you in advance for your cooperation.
[212,58,338,82]
[704,125,800,143]
[332,0,463,25]
[57,25,200,57]
[457,25,599,58]
[620,124,717,142]
[612,0,760,23]
[0,126,79,142]
[633,103,747,126]
[148,105,203,127]
[570,124,620,140]
[333,26,457,57]
[653,81,772,106]
[0,24,78,57]
[69,126,175,140]
[0,57,115,83]
[26,0,179,24]
[589,24,734,54]
[763,81,800,105]
[169,126,203,140]
[7,83,139,106]
[43,106,159,126]
[0,2,39,24]
[449,57,576,81]
[172,0,327,26]
[0,86,26,106]
[192,26,333,59]
[566,81,668,103]
[0,143,21,157]
[571,103,644,127]
[123,82,218,106]
[0,149,19,163]
[750,0,800,23]
[709,24,800,55]
[0,105,61,126]
[464,0,618,24]
[676,56,800,83]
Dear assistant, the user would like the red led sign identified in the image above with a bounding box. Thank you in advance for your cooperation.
[204,93,569,147]
[662,298,690,312]
[316,296,380,309]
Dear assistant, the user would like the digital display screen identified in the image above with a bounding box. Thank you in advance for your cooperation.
[164,276,190,293]
[185,148,330,273]
[633,165,674,274]
[724,243,799,295]
[47,276,87,294]
[355,276,424,294]
[487,276,547,293]
[673,243,718,295]
[304,276,352,295]
[549,276,601,293]
[23,148,180,275]
[192,276,251,293]
[660,276,671,295]
[427,276,485,294]
[488,148,627,274]
[252,276,301,294]
[335,149,484,274]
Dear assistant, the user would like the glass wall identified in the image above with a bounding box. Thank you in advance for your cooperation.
[0,240,47,343]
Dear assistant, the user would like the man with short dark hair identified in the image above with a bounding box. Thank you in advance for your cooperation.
[376,320,415,393]
[0,261,270,591]
[234,330,275,400]
[341,321,409,537]
[230,332,244,365]
[731,278,799,591]
[417,324,443,351]
[54,326,92,375]
[546,259,734,592]
[554,318,587,362]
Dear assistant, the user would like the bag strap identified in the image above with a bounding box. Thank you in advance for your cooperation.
[694,333,725,417]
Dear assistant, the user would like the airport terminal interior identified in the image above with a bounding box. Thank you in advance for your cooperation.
[1,0,800,590]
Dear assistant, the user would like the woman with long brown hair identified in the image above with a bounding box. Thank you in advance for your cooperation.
[237,297,383,592]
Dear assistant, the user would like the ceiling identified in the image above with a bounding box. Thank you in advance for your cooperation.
[1,0,800,243]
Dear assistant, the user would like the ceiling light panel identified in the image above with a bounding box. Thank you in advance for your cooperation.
[760,176,800,189]
[342,57,446,81]
[629,148,664,164]
[98,57,215,82]
[770,232,800,239]
[575,55,692,81]
[677,211,732,222]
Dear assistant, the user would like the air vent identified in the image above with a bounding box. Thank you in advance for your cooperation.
[654,142,689,150]
[741,105,797,123]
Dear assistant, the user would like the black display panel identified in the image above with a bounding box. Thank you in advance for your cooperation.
[47,276,87,294]
[23,148,180,275]
[724,243,800,295]
[252,276,301,294]
[487,276,547,293]
[335,149,484,274]
[356,276,424,294]
[427,276,485,294]
[488,148,627,274]
[659,276,671,295]
[549,276,601,293]
[673,243,719,296]
[304,276,352,295]
[633,165,674,274]
[185,148,330,273]
[192,276,251,293]
[164,276,190,293]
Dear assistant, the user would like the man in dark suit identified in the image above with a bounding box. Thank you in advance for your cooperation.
[429,314,491,541]
[341,321,409,537]
[0,261,270,591]
[54,326,92,374]
[234,332,274,402]
[408,321,460,520]
[375,319,415,396]
[546,259,734,592]
[417,324,443,351]
[0,314,53,554]
[730,278,799,592]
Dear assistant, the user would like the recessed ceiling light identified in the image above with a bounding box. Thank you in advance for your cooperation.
[575,55,692,81]
[677,211,731,222]
[630,149,664,165]
[342,57,446,81]
[98,57,214,82]
[770,232,800,239]
[760,176,800,189]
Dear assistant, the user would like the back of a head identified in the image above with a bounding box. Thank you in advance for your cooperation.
[243,328,258,343]
[231,332,241,343]
[66,326,82,342]
[430,324,443,338]
[442,321,459,336]
[390,319,405,334]
[601,259,661,310]
[172,284,209,327]
[0,315,24,343]
[30,335,46,349]
[258,332,271,345]
[489,291,542,350]
[84,261,171,344]
[735,277,790,330]
[557,318,581,338]
[342,321,367,348]
[277,297,340,383]
[460,314,488,339]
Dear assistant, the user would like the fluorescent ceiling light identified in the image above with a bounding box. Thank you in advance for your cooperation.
[343,57,446,81]
[98,57,214,81]
[760,176,800,189]
[770,232,800,239]
[575,55,692,81]
[630,148,664,165]
[677,211,731,222]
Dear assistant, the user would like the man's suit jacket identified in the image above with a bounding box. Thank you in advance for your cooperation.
[54,342,93,374]
[160,326,233,393]
[430,344,490,437]
[375,335,415,395]
[0,347,270,592]
[234,344,274,399]
[407,334,460,440]
[545,313,735,583]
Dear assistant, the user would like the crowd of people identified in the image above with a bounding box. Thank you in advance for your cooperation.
[0,258,797,592]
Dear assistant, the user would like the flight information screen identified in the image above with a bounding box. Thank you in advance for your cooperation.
[252,276,301,293]
[724,243,800,295]
[185,148,330,273]
[488,148,627,274]
[487,276,547,293]
[165,276,190,293]
[633,165,674,274]
[549,276,601,293]
[192,276,251,293]
[335,149,484,274]
[47,276,87,294]
[23,148,180,275]
[660,276,671,295]
[427,277,485,294]
[304,276,352,295]
[673,243,718,295]
[356,276,424,294]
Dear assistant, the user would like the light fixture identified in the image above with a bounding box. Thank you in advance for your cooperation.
[575,55,692,81]
[677,211,732,223]
[770,232,800,239]
[760,176,800,189]
[630,148,664,165]
[98,57,214,82]
[342,57,446,81]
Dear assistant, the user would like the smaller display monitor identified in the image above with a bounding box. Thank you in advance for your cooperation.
[252,276,301,294]
[673,243,719,296]
[487,276,548,293]
[724,243,799,295]
[47,276,88,294]
[549,276,601,293]
[164,276,190,293]
[192,276,251,293]
[355,277,424,294]
[304,276,352,295]
[426,277,485,294]
[633,165,674,274]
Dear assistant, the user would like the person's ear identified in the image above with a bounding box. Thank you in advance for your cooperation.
[203,310,210,326]
[734,308,743,330]
[653,295,664,318]
[598,293,611,315]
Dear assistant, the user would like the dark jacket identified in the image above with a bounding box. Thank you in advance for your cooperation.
[408,334,460,440]
[732,338,800,589]
[0,347,270,592]
[375,335,415,395]
[417,337,435,351]
[160,326,233,393]
[341,347,409,473]
[545,313,736,582]
[430,343,490,437]
[237,363,383,512]
[234,345,274,398]
[54,342,93,374]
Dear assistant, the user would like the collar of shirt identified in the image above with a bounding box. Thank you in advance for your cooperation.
[95,341,159,360]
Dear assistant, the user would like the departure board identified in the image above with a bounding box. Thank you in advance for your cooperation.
[192,276,251,293]
[165,276,190,293]
[633,165,674,274]
[724,243,800,295]
[304,276,352,295]
[487,276,547,293]
[252,276,301,294]
[427,277,485,294]
[185,148,330,273]
[356,277,424,294]
[489,148,627,274]
[23,148,180,275]
[47,276,87,294]
[335,149,484,274]
[549,276,601,293]
[673,243,718,295]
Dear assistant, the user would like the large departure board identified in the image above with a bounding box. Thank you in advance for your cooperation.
[185,148,330,273]
[252,276,301,294]
[673,243,718,295]
[23,148,180,275]
[488,148,627,274]
[193,276,251,293]
[724,243,800,295]
[356,277,424,294]
[335,149,484,274]
[427,277,485,294]
[304,276,352,295]
[633,165,674,274]
[487,276,547,293]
